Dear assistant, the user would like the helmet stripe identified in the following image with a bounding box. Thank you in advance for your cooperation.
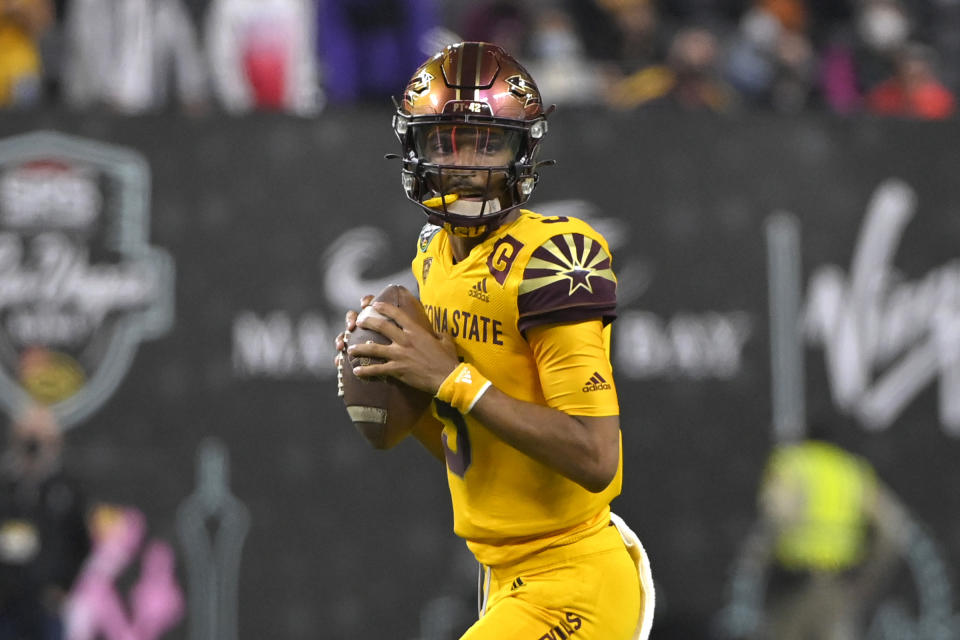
[454,48,462,101]
[473,43,484,101]
[458,43,480,99]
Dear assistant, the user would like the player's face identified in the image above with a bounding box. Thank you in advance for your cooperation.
[415,125,520,166]
[414,125,521,201]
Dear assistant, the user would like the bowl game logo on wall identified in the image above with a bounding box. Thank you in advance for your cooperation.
[0,131,173,428]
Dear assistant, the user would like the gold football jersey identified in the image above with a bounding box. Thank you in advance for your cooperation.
[411,210,622,566]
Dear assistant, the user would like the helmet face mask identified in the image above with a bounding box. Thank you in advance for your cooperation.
[393,42,551,234]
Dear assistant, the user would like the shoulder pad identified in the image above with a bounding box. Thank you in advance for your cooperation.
[517,231,617,332]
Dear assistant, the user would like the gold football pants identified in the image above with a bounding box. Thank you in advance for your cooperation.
[462,523,643,640]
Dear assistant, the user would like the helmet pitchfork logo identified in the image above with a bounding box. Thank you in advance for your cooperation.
[406,69,434,103]
[505,75,541,108]
[0,132,174,429]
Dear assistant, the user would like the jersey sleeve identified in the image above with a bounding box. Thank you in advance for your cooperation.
[517,231,617,333]
[527,319,619,416]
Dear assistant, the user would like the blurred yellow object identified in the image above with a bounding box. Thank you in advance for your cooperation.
[596,0,652,11]
[89,504,127,540]
[608,66,675,110]
[0,519,40,563]
[422,193,459,209]
[20,347,86,405]
[761,440,878,571]
[0,20,40,106]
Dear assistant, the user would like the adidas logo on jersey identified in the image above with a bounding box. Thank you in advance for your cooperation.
[582,372,612,393]
[467,278,490,302]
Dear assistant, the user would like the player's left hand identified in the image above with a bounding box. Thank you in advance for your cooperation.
[348,301,458,395]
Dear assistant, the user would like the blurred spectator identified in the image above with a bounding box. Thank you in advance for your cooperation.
[817,0,908,114]
[605,0,665,72]
[36,0,66,103]
[659,0,742,25]
[2,0,956,118]
[458,0,531,57]
[63,505,184,640]
[865,41,956,119]
[922,0,960,95]
[0,0,52,108]
[0,405,90,640]
[818,0,912,115]
[319,0,438,105]
[205,0,320,115]
[524,4,605,106]
[609,25,738,113]
[723,2,817,113]
[758,0,808,34]
[719,429,912,640]
[819,31,862,114]
[63,0,209,114]
[804,0,855,43]
[854,0,911,89]
[569,0,668,75]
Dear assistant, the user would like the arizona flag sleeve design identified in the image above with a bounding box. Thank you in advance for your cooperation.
[518,231,618,331]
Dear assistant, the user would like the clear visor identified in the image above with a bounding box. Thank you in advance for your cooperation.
[413,125,523,167]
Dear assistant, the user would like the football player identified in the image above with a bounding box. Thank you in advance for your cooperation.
[337,42,654,639]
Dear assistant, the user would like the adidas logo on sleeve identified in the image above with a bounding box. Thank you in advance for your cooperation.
[582,372,612,392]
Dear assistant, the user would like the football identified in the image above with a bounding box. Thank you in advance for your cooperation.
[338,284,434,449]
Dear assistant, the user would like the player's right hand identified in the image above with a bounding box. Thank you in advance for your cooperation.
[333,294,375,366]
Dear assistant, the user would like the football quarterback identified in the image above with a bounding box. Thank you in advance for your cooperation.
[342,42,654,640]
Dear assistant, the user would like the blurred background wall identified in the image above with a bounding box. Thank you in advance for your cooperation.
[0,108,957,639]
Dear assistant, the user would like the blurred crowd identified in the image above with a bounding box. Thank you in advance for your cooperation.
[0,0,957,119]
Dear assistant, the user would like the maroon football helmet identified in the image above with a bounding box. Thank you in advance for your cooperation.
[392,42,553,235]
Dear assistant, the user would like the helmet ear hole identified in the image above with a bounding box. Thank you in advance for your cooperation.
[530,120,547,140]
